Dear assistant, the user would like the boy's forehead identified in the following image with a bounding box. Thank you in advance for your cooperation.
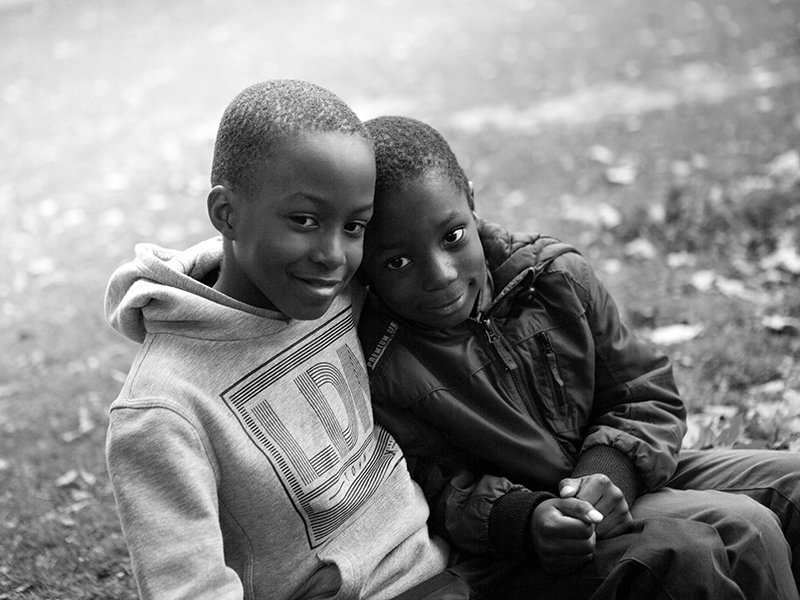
[372,176,470,234]
[389,171,470,207]
[245,131,375,203]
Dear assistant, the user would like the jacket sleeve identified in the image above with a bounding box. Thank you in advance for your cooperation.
[106,404,244,600]
[373,402,554,561]
[562,254,687,502]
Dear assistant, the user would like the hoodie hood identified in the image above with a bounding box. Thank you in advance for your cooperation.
[105,237,290,344]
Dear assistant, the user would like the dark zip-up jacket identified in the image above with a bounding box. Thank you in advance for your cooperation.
[358,219,687,560]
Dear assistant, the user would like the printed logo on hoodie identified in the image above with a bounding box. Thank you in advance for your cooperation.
[221,306,402,547]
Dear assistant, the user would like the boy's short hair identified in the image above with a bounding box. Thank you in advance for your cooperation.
[211,79,372,195]
[364,116,472,208]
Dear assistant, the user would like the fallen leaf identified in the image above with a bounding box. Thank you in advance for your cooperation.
[761,238,800,274]
[767,149,800,186]
[27,257,56,276]
[600,258,623,275]
[62,403,97,442]
[645,323,705,345]
[55,469,80,487]
[715,276,762,303]
[588,145,614,165]
[597,203,623,228]
[704,405,740,418]
[683,412,715,449]
[763,315,800,334]
[605,162,637,185]
[785,389,800,406]
[749,379,786,395]
[666,252,697,269]
[716,413,744,447]
[624,237,658,260]
[691,269,716,291]
[70,489,94,503]
[683,406,738,448]
[79,469,97,486]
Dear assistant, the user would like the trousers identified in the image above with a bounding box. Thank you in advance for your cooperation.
[395,449,800,600]
[668,448,800,586]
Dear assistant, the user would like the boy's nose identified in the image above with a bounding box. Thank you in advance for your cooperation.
[423,253,458,290]
[311,233,347,269]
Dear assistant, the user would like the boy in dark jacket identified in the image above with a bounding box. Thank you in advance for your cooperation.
[357,115,800,599]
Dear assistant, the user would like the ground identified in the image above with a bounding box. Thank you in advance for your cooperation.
[0,0,799,597]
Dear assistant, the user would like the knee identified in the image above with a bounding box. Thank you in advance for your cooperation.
[706,494,784,547]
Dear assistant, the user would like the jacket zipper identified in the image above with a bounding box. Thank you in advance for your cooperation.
[478,317,552,431]
[482,317,517,371]
[478,317,576,462]
[536,331,570,418]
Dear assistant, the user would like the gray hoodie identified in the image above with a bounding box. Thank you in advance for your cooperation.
[105,237,449,600]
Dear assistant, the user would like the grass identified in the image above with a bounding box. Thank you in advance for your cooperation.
[1,0,798,597]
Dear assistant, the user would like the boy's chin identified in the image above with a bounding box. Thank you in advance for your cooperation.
[402,307,470,330]
[284,301,336,321]
[266,295,336,321]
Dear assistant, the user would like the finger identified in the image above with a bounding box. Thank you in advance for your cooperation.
[571,475,607,506]
[585,489,630,535]
[559,477,582,498]
[540,513,598,544]
[554,498,604,527]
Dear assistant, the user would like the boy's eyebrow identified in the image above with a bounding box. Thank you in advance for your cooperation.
[286,191,374,214]
[372,209,464,252]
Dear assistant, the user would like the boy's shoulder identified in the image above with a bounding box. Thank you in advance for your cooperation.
[477,219,571,263]
[476,218,582,285]
[116,284,366,413]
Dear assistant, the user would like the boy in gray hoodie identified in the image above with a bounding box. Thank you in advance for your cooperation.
[104,80,453,600]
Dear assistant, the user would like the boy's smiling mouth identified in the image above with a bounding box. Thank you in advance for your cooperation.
[291,275,346,304]
[422,291,467,315]
[300,276,342,288]
[294,275,344,297]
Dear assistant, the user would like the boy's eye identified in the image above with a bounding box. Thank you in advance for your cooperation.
[386,256,411,270]
[290,215,318,229]
[344,221,367,235]
[443,226,465,246]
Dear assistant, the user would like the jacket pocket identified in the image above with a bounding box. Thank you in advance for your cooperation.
[535,331,572,422]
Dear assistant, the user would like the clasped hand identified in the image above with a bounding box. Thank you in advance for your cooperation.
[528,474,633,574]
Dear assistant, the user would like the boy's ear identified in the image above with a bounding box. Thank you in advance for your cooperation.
[208,184,238,240]
[467,181,475,210]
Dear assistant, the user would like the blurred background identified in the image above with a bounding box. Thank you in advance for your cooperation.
[1,0,799,597]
